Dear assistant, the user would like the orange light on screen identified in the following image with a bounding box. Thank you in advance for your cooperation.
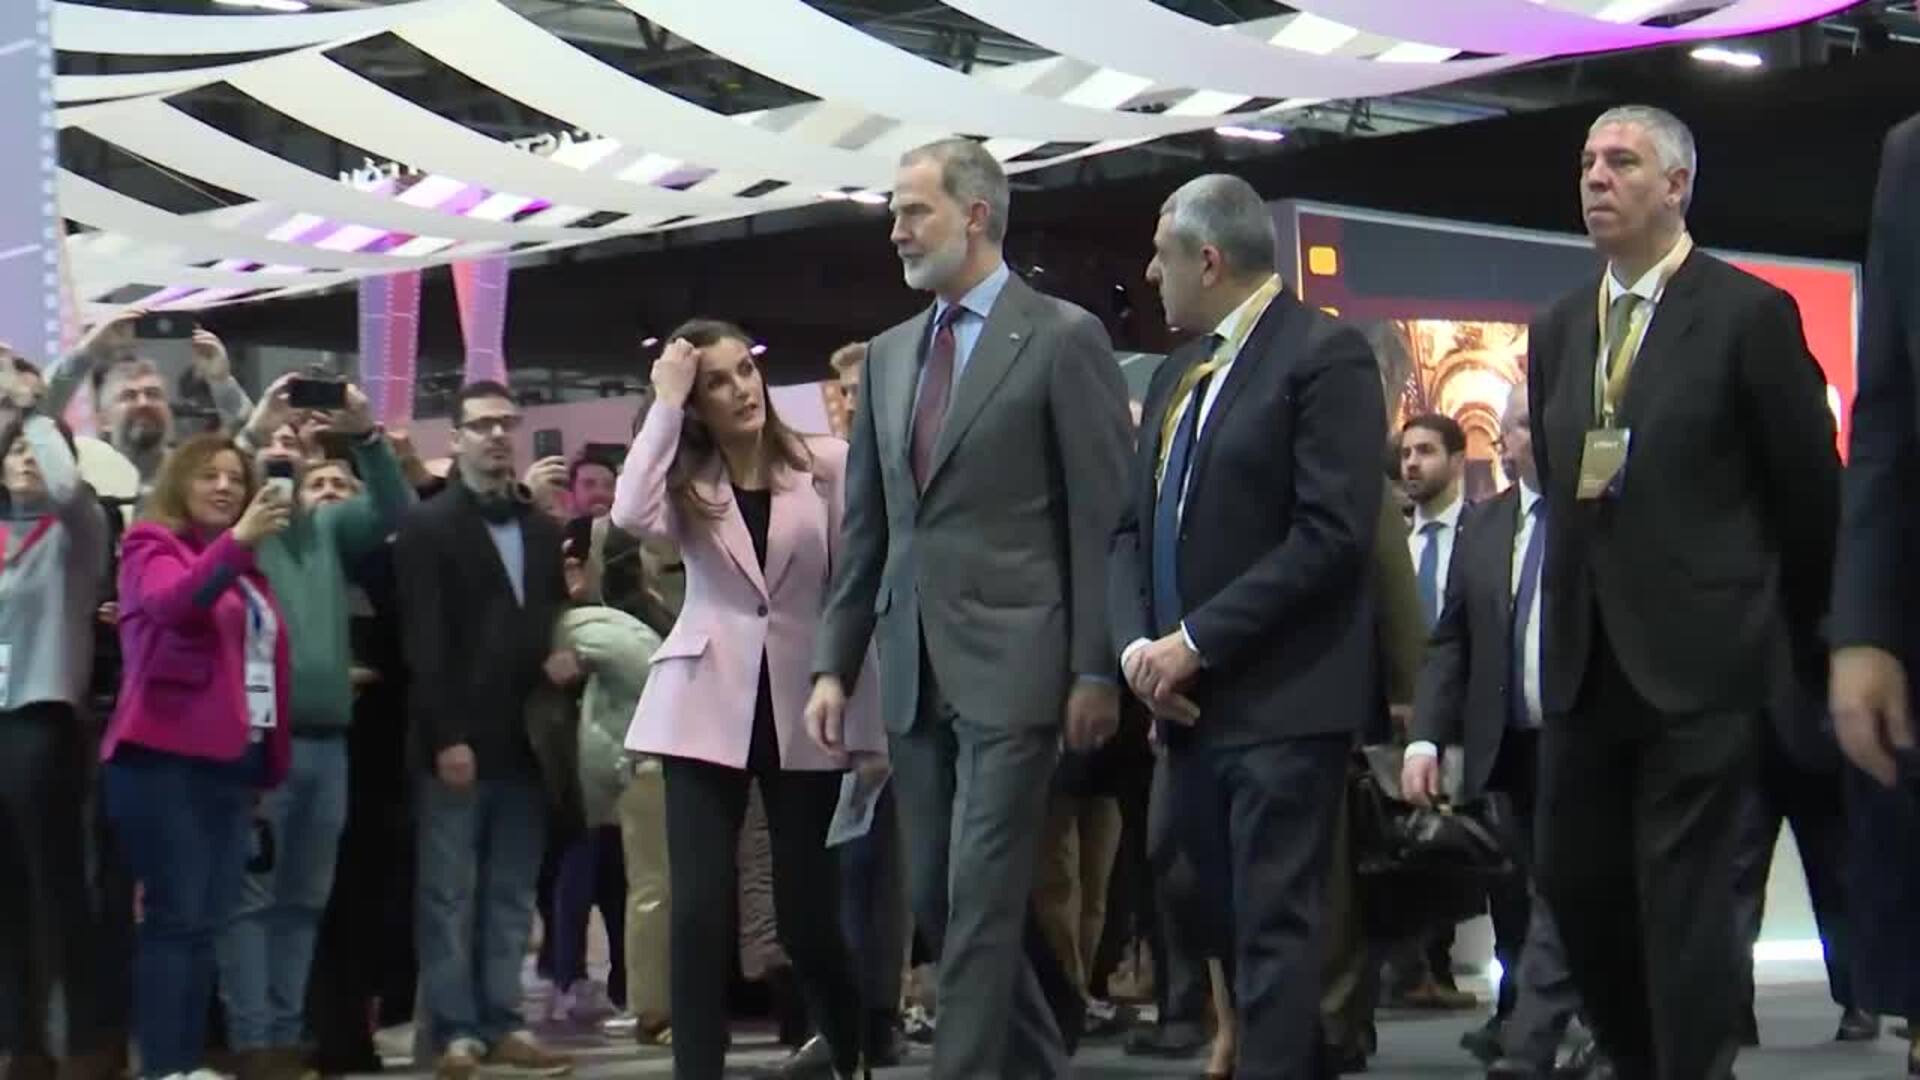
[1308,246,1340,276]
[1725,258,1858,459]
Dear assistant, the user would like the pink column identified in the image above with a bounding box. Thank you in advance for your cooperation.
[451,255,510,386]
[357,270,423,427]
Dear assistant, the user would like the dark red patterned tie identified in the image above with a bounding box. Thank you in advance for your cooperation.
[911,307,960,491]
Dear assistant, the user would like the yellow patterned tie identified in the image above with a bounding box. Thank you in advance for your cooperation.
[1156,336,1226,487]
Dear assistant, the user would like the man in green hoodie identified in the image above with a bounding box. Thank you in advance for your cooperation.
[216,376,413,1080]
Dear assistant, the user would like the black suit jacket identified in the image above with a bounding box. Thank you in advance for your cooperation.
[1414,488,1524,800]
[1833,115,1920,665]
[1110,289,1385,745]
[395,478,568,778]
[1528,249,1840,716]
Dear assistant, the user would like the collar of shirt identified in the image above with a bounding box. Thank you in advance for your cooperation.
[934,261,1012,329]
[1606,231,1690,306]
[1206,273,1282,366]
[1412,493,1465,535]
[1516,480,1541,519]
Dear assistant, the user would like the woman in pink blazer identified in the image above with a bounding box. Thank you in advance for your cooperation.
[102,433,294,1080]
[612,320,882,1080]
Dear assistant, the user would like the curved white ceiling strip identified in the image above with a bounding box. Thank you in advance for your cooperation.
[1272,0,1854,55]
[69,256,356,292]
[53,0,460,56]
[67,99,613,245]
[938,0,1529,100]
[395,2,897,189]
[226,53,777,217]
[60,59,278,105]
[60,172,444,271]
[613,0,1256,142]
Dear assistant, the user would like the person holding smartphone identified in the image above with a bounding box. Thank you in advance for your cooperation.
[0,372,117,1079]
[217,382,413,1080]
[100,434,294,1080]
[611,322,885,1080]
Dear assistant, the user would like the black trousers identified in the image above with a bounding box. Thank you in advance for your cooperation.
[1537,631,1756,1080]
[661,682,860,1080]
[1731,723,1854,1018]
[0,704,102,1058]
[1164,734,1351,1080]
[1486,728,1541,1021]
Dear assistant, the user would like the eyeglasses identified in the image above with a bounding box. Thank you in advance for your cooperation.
[460,415,522,435]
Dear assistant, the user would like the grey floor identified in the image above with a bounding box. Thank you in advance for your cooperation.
[381,979,1913,1078]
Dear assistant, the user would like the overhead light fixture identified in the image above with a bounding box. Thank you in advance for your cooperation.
[213,0,312,10]
[1690,45,1763,68]
[1214,125,1287,143]
[847,190,888,206]
[816,190,850,201]
[640,336,660,349]
[749,343,768,357]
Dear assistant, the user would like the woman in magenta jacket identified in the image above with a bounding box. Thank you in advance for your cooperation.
[611,321,884,1080]
[101,433,293,1080]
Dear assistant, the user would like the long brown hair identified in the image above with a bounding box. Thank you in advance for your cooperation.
[664,319,813,522]
[142,432,257,534]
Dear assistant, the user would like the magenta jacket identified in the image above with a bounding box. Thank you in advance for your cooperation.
[102,522,292,787]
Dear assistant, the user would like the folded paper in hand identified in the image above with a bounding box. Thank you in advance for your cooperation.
[826,764,892,848]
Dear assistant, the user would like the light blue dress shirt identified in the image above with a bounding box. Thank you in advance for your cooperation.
[916,261,1012,403]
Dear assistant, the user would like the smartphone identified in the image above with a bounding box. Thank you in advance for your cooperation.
[287,377,347,410]
[533,428,564,461]
[133,313,195,339]
[246,816,276,875]
[264,457,296,500]
[582,441,626,468]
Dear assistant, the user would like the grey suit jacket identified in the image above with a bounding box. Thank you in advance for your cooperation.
[1413,488,1521,801]
[815,271,1133,733]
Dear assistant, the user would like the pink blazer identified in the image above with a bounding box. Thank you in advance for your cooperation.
[611,406,883,771]
[103,523,292,787]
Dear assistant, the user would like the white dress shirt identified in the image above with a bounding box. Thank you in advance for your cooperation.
[917,261,1013,403]
[1597,234,1689,395]
[1123,277,1280,671]
[1406,481,1543,761]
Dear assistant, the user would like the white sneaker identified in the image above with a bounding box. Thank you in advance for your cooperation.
[600,1010,638,1037]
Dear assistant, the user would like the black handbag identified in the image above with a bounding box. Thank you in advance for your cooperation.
[1350,745,1516,940]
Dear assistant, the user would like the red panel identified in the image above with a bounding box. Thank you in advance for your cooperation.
[1724,258,1857,458]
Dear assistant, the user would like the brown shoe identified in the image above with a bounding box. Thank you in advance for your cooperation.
[482,1033,571,1077]
[435,1040,486,1080]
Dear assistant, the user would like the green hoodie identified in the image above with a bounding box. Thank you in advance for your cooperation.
[258,436,412,734]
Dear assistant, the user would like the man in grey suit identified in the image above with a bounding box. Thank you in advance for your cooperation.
[806,138,1134,1079]
[1404,384,1584,1079]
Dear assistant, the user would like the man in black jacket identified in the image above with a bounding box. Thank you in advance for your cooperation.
[397,382,578,1080]
[1527,106,1839,1080]
[1113,173,1384,1078]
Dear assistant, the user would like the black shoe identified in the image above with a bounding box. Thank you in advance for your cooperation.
[1327,1043,1368,1075]
[1836,1008,1881,1042]
[863,1021,906,1069]
[1125,1020,1209,1058]
[750,1035,834,1079]
[1462,1018,1505,1064]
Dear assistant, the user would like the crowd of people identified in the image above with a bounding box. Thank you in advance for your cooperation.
[1,105,1918,1080]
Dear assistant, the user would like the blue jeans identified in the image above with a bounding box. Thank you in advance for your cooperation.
[216,736,349,1050]
[103,745,260,1079]
[416,776,545,1050]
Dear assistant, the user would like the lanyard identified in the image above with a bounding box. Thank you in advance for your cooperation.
[1593,233,1692,426]
[1156,274,1283,482]
[0,517,55,576]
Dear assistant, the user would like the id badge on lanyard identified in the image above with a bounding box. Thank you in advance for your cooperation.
[241,589,276,731]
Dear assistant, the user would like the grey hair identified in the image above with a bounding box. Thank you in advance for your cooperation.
[1590,105,1697,211]
[900,138,1010,244]
[1159,174,1276,280]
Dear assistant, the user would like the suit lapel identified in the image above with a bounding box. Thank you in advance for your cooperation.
[697,466,768,599]
[452,492,522,607]
[1617,252,1703,424]
[883,308,933,476]
[1186,290,1296,501]
[762,465,810,598]
[1488,491,1519,627]
[1561,288,1602,499]
[923,276,1037,488]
